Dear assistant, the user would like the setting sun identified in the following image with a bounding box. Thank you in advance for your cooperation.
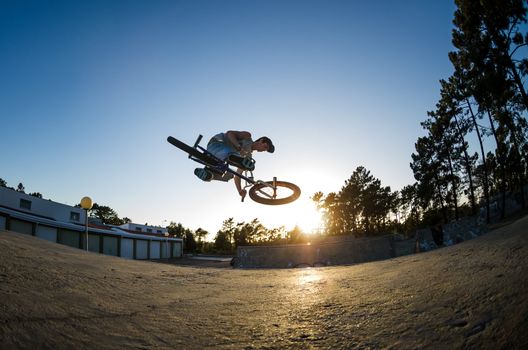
[257,196,323,234]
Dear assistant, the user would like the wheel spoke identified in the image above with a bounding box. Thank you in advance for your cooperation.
[257,189,274,199]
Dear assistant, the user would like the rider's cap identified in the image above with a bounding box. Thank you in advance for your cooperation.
[257,136,274,153]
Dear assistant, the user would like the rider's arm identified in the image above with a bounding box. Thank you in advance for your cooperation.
[234,168,246,198]
[226,131,251,151]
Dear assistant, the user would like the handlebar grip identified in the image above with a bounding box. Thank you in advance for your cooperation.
[194,134,203,148]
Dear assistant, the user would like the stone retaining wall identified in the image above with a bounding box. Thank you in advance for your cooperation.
[234,235,394,268]
[416,216,488,251]
[235,215,491,268]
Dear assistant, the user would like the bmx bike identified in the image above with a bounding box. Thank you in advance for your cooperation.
[167,135,301,205]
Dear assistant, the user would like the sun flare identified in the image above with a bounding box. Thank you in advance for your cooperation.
[259,196,323,234]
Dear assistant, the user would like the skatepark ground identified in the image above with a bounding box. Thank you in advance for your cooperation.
[1,214,527,349]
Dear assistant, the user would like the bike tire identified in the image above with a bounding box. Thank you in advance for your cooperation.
[249,181,301,205]
[167,136,219,166]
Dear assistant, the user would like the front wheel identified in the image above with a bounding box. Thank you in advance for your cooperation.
[249,180,301,205]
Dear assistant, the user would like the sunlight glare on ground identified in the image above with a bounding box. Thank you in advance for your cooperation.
[294,269,325,305]
[297,269,322,285]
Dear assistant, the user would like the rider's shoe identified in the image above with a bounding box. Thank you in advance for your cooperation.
[227,155,255,171]
[207,166,224,176]
[194,167,213,182]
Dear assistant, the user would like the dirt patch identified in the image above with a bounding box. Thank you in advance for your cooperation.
[1,214,527,349]
[151,256,233,268]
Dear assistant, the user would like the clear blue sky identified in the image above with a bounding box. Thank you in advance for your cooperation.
[1,0,456,237]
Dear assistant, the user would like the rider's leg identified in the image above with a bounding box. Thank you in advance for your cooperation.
[195,166,233,182]
[194,136,233,182]
[206,135,254,171]
[227,154,255,171]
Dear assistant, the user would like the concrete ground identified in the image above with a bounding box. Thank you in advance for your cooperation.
[155,255,233,268]
[1,214,527,349]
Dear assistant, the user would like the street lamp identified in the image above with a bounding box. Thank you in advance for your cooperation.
[80,196,93,251]
[164,232,170,259]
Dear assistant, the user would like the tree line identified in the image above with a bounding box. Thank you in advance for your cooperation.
[411,0,528,224]
[168,218,314,254]
[312,0,528,236]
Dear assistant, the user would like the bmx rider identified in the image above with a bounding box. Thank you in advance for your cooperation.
[194,130,275,199]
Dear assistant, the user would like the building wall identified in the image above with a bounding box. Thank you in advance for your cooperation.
[119,222,168,235]
[36,225,57,242]
[58,229,81,249]
[0,207,183,260]
[10,219,33,235]
[0,187,85,224]
[161,242,168,258]
[88,233,101,253]
[150,241,161,259]
[172,241,182,257]
[136,240,149,259]
[103,236,119,256]
[121,238,134,259]
[0,187,183,260]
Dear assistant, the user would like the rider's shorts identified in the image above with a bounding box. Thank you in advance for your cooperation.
[207,133,237,161]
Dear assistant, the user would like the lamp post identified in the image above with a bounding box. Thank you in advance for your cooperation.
[80,196,93,251]
[164,232,169,259]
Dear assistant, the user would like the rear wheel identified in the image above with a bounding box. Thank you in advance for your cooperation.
[167,136,219,166]
[249,180,301,205]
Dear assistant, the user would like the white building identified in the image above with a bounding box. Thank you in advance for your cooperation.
[0,186,182,260]
[0,186,86,224]
[118,222,168,235]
